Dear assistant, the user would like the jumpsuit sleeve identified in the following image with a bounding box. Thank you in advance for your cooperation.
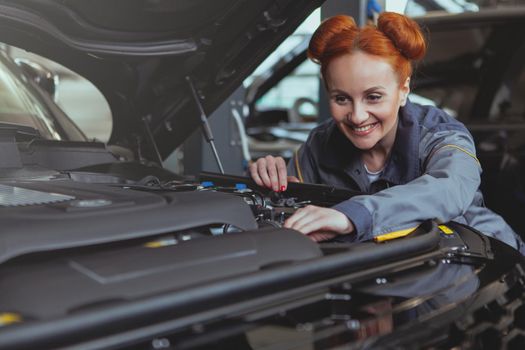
[332,128,482,241]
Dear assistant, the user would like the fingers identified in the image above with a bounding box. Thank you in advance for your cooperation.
[248,160,264,187]
[283,206,320,233]
[276,157,288,191]
[258,157,274,189]
[265,156,280,191]
[249,156,288,191]
[287,176,300,183]
[284,206,354,236]
[285,207,338,242]
[248,163,260,186]
[308,232,337,242]
[288,213,324,234]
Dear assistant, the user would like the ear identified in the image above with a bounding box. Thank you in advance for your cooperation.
[400,77,410,106]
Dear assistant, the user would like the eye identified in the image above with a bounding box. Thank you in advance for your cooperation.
[367,93,382,102]
[333,95,350,105]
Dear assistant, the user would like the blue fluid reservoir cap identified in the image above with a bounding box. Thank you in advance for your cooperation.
[235,183,247,190]
[201,181,214,188]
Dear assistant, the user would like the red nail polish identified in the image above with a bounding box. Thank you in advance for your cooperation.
[280,185,286,192]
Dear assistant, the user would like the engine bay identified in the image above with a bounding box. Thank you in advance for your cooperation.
[1,144,525,350]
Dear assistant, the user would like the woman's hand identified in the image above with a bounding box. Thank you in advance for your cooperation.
[284,205,354,242]
[249,155,299,191]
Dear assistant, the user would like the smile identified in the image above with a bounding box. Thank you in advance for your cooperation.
[350,122,378,135]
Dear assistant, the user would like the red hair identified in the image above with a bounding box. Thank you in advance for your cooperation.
[308,12,426,86]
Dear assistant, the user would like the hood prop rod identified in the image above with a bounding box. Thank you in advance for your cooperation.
[141,114,163,167]
[186,76,225,174]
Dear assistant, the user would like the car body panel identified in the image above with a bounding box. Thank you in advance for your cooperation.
[0,2,525,349]
[0,0,324,158]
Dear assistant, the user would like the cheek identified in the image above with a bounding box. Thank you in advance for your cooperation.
[329,104,347,122]
[376,103,400,124]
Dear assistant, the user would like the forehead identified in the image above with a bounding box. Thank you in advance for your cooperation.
[324,51,398,89]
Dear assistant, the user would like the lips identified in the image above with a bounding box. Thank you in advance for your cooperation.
[350,122,378,136]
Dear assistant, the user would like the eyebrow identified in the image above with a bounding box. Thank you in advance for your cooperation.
[328,89,348,95]
[364,86,386,94]
[329,86,386,95]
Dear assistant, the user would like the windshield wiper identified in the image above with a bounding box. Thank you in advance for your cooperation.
[0,122,42,140]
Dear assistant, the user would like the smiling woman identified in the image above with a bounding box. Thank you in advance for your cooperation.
[325,52,405,162]
[249,11,525,255]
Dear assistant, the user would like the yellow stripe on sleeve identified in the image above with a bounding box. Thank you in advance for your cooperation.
[0,313,22,326]
[374,226,418,242]
[438,224,454,234]
[435,144,480,166]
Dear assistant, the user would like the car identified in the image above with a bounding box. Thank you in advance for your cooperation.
[0,1,524,349]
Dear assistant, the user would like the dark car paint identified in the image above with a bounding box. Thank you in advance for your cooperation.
[0,2,525,350]
[0,0,324,160]
[0,206,523,349]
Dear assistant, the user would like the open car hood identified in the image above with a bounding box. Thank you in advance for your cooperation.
[0,0,324,157]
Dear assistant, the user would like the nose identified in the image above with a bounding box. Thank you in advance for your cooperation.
[347,102,368,125]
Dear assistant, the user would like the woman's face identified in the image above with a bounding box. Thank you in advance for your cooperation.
[324,51,409,152]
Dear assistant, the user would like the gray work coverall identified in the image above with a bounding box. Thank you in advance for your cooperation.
[288,100,525,254]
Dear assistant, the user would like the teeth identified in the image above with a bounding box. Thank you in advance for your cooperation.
[353,124,375,132]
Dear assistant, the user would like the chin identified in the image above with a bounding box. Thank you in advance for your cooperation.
[339,125,379,150]
[350,139,377,151]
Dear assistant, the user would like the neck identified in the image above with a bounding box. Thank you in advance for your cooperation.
[362,149,388,172]
[362,117,398,172]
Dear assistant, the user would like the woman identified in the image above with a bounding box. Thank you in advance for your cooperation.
[249,12,525,253]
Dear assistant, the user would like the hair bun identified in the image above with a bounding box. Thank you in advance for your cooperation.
[308,15,357,63]
[377,12,426,61]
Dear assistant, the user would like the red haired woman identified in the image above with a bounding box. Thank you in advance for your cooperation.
[249,12,525,253]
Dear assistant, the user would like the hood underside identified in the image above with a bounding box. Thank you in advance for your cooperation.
[0,0,324,157]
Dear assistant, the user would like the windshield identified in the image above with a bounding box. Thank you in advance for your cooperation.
[0,53,83,141]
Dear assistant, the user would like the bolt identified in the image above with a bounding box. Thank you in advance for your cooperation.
[152,338,171,349]
[346,320,360,330]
